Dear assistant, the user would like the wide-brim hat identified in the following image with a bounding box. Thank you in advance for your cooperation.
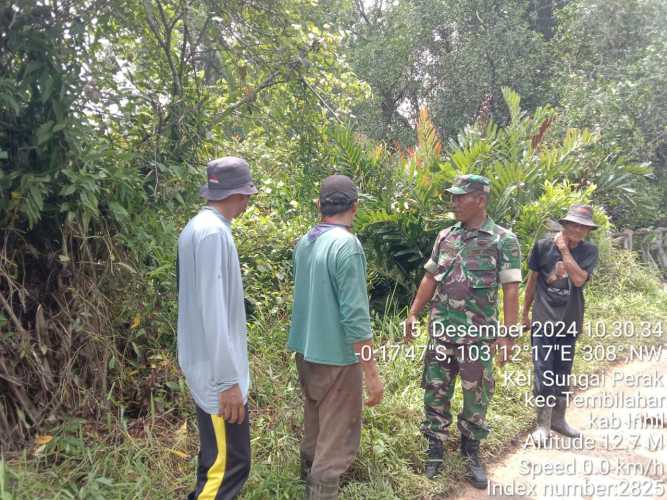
[199,156,258,201]
[558,204,599,230]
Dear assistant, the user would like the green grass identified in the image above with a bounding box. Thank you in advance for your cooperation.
[3,249,666,499]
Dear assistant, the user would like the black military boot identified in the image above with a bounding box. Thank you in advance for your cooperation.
[551,396,582,438]
[460,435,487,489]
[424,437,444,479]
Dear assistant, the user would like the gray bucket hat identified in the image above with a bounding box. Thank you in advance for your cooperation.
[558,204,599,229]
[199,156,258,201]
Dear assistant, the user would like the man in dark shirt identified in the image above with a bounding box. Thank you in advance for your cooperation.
[522,205,599,446]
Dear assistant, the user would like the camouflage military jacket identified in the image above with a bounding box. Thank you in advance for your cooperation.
[423,217,521,344]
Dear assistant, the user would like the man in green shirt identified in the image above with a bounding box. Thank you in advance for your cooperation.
[406,175,521,488]
[288,175,384,500]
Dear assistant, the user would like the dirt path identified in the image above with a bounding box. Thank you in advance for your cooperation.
[454,351,667,499]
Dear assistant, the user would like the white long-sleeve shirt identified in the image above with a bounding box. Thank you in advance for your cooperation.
[177,207,249,414]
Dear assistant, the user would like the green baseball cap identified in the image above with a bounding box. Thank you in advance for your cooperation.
[445,174,491,195]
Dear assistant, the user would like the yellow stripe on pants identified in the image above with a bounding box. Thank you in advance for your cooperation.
[198,415,227,499]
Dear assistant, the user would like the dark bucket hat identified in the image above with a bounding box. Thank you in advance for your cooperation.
[559,204,599,230]
[199,156,258,201]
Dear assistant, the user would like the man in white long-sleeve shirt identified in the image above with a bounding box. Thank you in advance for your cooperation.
[177,156,257,500]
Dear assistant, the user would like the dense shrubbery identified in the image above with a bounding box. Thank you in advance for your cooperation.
[1,0,664,466]
[342,90,620,306]
[0,0,363,446]
[1,1,666,497]
[552,0,667,226]
[344,0,667,228]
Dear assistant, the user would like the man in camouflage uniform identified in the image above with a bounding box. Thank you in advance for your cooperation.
[405,175,521,488]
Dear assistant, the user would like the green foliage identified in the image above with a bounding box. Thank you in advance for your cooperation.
[327,125,396,198]
[352,108,455,302]
[353,89,625,304]
[235,203,310,319]
[345,0,550,144]
[590,242,666,299]
[552,0,667,226]
[1,3,90,230]
[0,0,369,448]
[344,0,666,227]
[1,1,666,497]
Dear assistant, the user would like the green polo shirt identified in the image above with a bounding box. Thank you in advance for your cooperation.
[288,225,372,365]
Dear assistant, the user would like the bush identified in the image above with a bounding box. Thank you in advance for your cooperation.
[347,89,627,307]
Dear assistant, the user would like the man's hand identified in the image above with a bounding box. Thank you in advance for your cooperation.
[522,311,531,333]
[354,340,384,406]
[218,385,245,424]
[554,232,569,253]
[405,273,437,344]
[556,261,568,278]
[404,314,419,344]
[364,372,384,407]
[494,337,513,365]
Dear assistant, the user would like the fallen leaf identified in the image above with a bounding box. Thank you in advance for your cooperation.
[176,420,187,437]
[34,434,53,446]
[130,314,141,330]
[174,420,188,447]
[168,448,189,459]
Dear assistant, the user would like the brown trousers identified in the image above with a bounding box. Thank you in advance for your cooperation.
[295,353,363,482]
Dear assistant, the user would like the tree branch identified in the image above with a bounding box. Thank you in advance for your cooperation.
[210,70,284,124]
[300,77,343,124]
[0,289,27,336]
[355,0,372,25]
[143,0,182,97]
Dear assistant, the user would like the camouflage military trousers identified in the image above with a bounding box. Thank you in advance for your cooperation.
[421,341,495,442]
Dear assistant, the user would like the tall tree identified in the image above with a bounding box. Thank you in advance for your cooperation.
[552,0,667,225]
[345,0,549,145]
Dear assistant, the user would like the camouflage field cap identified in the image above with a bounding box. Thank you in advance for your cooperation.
[445,174,491,195]
[559,204,599,230]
